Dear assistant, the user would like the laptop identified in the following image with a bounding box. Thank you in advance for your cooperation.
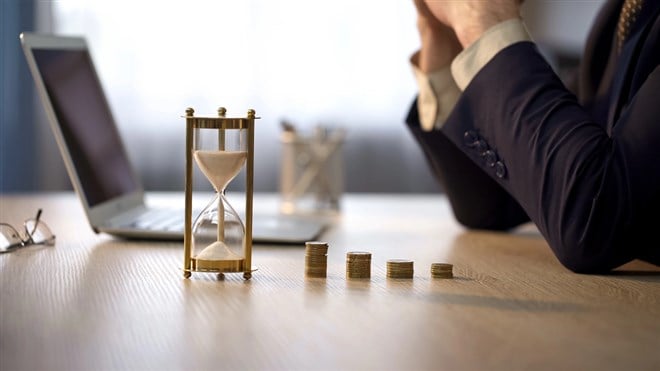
[19,32,326,244]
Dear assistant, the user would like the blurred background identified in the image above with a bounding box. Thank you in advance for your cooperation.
[1,0,605,194]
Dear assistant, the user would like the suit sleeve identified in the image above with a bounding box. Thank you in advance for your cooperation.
[441,41,660,272]
[405,99,530,231]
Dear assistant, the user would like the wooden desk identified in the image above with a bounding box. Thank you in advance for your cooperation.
[1,193,658,371]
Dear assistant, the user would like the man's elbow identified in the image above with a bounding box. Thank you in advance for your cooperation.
[551,237,631,274]
[453,209,525,231]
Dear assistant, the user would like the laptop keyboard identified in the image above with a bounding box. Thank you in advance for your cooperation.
[113,208,327,243]
[126,208,185,232]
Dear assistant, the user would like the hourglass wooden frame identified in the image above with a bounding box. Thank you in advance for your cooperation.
[183,107,258,280]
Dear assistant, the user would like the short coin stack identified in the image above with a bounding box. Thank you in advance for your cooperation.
[386,259,414,279]
[430,263,453,279]
[305,241,329,278]
[346,251,371,279]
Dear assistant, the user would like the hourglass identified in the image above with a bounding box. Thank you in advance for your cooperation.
[183,107,258,280]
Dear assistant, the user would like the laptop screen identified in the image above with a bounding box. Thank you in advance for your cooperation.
[32,48,138,207]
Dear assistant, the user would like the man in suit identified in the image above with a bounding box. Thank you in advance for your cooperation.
[406,0,659,273]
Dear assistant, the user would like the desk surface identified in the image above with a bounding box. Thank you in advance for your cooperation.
[1,193,658,371]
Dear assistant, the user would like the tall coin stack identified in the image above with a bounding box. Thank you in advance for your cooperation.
[430,263,453,278]
[386,259,414,279]
[346,251,371,279]
[305,241,329,278]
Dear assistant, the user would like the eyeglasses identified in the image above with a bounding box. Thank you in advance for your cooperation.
[1,209,56,253]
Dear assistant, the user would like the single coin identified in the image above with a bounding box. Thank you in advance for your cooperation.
[346,251,372,260]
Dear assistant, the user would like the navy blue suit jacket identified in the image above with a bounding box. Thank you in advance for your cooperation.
[406,0,660,273]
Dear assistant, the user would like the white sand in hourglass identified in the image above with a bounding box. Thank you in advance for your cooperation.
[193,150,247,261]
[194,150,247,192]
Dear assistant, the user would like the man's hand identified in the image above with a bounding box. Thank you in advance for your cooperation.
[422,0,523,48]
[413,0,462,73]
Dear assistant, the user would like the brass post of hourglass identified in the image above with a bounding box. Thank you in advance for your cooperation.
[243,108,256,280]
[183,107,195,279]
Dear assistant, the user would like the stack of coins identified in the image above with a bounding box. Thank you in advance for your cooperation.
[430,263,453,279]
[305,241,329,278]
[346,251,371,278]
[386,259,414,279]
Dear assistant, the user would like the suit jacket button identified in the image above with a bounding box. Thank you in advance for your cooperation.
[484,150,497,167]
[476,139,488,153]
[495,161,507,178]
[463,130,479,147]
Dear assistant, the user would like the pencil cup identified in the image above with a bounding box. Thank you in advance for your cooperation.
[279,124,345,216]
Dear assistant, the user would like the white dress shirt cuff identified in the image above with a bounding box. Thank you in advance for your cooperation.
[451,18,532,91]
[411,55,461,131]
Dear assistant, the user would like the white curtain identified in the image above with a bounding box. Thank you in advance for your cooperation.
[50,0,429,192]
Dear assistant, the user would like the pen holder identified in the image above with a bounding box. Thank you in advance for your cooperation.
[279,124,345,216]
